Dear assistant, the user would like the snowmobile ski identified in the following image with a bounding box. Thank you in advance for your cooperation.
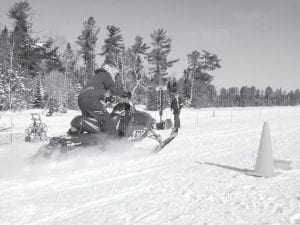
[154,129,178,153]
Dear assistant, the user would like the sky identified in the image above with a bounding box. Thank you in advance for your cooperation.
[0,0,299,91]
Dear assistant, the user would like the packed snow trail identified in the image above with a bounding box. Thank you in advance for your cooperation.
[0,107,300,225]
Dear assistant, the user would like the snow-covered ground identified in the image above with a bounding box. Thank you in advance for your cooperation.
[0,106,300,225]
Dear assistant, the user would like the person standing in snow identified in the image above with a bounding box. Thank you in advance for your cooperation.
[170,91,184,132]
[77,64,127,137]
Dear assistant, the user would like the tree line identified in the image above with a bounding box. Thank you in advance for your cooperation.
[178,85,300,107]
[0,1,299,112]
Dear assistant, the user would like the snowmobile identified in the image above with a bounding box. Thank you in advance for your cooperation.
[32,99,177,159]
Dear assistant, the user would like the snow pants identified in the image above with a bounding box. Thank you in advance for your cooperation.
[78,95,118,137]
[173,112,181,129]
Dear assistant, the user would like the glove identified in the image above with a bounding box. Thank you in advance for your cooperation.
[104,95,114,103]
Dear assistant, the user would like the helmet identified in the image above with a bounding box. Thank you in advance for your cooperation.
[103,64,118,79]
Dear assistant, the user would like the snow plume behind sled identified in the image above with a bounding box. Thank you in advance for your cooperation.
[0,141,153,180]
[0,142,46,178]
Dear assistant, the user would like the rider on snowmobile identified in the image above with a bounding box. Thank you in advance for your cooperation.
[77,64,128,137]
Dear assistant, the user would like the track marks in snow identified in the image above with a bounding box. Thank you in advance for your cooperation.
[25,184,158,225]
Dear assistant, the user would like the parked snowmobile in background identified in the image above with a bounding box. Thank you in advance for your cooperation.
[32,99,177,159]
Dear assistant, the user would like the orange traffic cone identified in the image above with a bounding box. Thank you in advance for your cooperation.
[247,122,275,177]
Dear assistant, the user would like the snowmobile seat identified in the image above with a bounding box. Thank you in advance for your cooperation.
[70,115,102,134]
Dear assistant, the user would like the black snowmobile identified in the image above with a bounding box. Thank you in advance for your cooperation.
[32,100,177,159]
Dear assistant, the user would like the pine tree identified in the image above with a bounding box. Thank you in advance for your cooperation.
[274,88,284,106]
[177,76,185,96]
[147,29,178,110]
[260,89,265,105]
[118,48,134,90]
[62,43,76,78]
[265,86,273,106]
[148,28,178,86]
[0,26,26,111]
[44,70,66,112]
[0,70,8,110]
[40,38,63,73]
[255,89,263,106]
[8,1,39,76]
[178,69,192,100]
[101,25,124,67]
[239,86,250,106]
[250,86,257,106]
[33,79,44,108]
[0,27,11,71]
[227,87,239,107]
[187,51,200,103]
[76,17,100,84]
[219,88,228,107]
[61,42,81,109]
[191,81,216,108]
[295,89,300,105]
[131,36,149,75]
[288,90,297,106]
[6,1,46,110]
[0,27,12,110]
[129,36,149,101]
[67,79,82,109]
[147,86,158,111]
[132,36,149,57]
[6,70,27,111]
[187,50,221,107]
[207,84,217,107]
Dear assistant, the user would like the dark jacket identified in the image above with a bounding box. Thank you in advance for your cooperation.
[79,69,123,100]
[170,96,184,114]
